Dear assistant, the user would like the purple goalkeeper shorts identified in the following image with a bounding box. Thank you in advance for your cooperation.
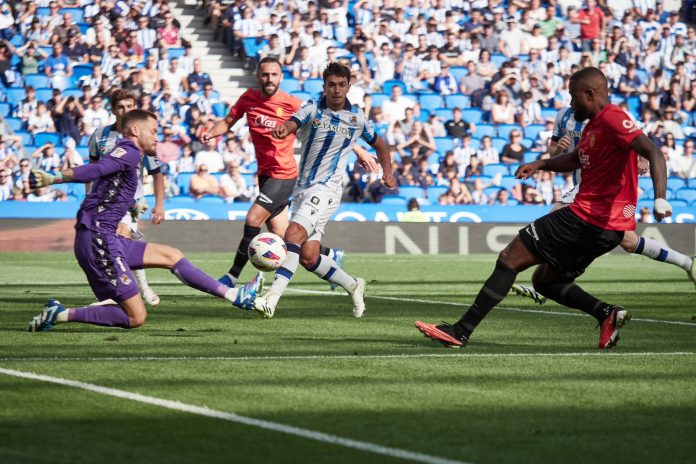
[74,227,147,302]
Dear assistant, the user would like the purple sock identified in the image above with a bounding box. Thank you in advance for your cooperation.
[171,258,228,298]
[70,305,131,328]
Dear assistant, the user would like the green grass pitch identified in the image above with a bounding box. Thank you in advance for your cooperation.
[1,252,695,464]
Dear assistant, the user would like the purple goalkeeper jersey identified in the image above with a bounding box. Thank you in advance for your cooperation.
[74,138,142,233]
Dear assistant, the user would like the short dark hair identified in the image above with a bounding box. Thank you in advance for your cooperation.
[110,88,137,108]
[257,56,282,72]
[322,61,351,82]
[121,109,157,133]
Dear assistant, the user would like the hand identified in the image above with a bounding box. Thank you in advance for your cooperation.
[150,204,165,224]
[29,169,55,189]
[653,198,672,222]
[200,132,214,144]
[357,154,379,172]
[514,161,544,180]
[272,124,290,139]
[557,135,571,152]
[637,156,649,176]
[381,172,396,189]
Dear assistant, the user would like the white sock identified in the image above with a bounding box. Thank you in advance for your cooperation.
[328,248,337,261]
[134,268,150,290]
[56,309,69,322]
[634,236,692,271]
[269,242,300,297]
[309,255,357,292]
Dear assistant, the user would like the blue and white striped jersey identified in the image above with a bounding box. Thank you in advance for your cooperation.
[290,97,376,188]
[552,107,586,187]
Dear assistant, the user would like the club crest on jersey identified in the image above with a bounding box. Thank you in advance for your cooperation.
[276,107,284,117]
[589,133,596,147]
[120,274,132,286]
[111,147,127,158]
[349,115,357,125]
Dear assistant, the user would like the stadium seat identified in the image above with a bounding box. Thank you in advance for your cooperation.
[61,7,85,23]
[370,93,389,108]
[76,145,89,159]
[167,47,186,59]
[674,188,696,203]
[524,124,545,141]
[35,88,53,103]
[4,117,22,132]
[382,79,406,95]
[72,64,94,82]
[626,95,641,116]
[496,124,520,139]
[666,177,686,192]
[643,188,673,200]
[491,137,507,153]
[290,91,312,102]
[302,79,324,95]
[449,66,467,82]
[427,186,448,200]
[482,164,509,177]
[8,34,24,47]
[212,102,228,118]
[69,183,86,198]
[460,108,484,124]
[434,108,453,121]
[16,131,33,146]
[426,152,441,166]
[490,53,507,67]
[521,137,534,149]
[176,173,195,195]
[484,186,501,198]
[0,102,11,118]
[523,152,540,163]
[23,74,51,89]
[637,177,653,192]
[415,109,430,122]
[242,37,268,60]
[540,108,557,121]
[34,132,62,146]
[469,137,481,150]
[419,94,444,112]
[473,124,496,138]
[444,94,470,109]
[399,186,427,199]
[279,78,301,93]
[434,137,454,154]
[62,88,82,99]
[669,199,688,207]
[381,195,407,205]
[6,88,27,106]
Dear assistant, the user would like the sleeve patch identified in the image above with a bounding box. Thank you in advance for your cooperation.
[110,147,127,158]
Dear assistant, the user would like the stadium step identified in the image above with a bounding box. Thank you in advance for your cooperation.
[170,0,252,103]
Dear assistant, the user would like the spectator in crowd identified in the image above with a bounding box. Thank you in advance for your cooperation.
[492,188,513,206]
[28,102,56,135]
[477,136,500,165]
[500,130,527,164]
[82,95,111,137]
[400,197,429,222]
[396,121,436,160]
[17,86,38,123]
[673,140,696,179]
[432,64,458,95]
[470,178,489,205]
[382,85,416,123]
[194,137,225,173]
[491,91,516,125]
[219,161,250,203]
[31,143,61,172]
[44,42,73,90]
[159,11,182,49]
[189,163,220,199]
[0,168,13,201]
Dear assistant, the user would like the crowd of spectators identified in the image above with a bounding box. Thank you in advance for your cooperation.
[1,0,695,209]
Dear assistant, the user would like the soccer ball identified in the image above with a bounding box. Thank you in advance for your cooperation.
[248,232,287,272]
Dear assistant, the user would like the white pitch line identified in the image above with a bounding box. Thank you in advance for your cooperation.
[286,288,696,327]
[0,367,468,464]
[1,352,694,363]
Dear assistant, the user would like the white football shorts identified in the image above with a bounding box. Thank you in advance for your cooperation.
[290,182,342,242]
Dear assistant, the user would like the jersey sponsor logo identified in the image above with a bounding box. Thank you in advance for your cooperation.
[310,196,320,205]
[563,129,582,139]
[111,147,127,158]
[622,204,636,219]
[253,114,279,129]
[622,119,638,134]
[311,118,353,137]
[258,193,273,204]
[579,150,590,168]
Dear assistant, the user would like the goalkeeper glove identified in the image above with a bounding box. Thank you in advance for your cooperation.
[130,198,149,219]
[29,169,63,189]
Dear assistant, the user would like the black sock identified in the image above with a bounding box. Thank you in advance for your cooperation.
[454,260,518,337]
[320,245,331,256]
[228,224,262,277]
[535,281,611,323]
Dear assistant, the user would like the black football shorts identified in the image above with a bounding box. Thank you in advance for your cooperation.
[254,176,297,218]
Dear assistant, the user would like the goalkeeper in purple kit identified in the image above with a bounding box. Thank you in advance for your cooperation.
[28,110,262,332]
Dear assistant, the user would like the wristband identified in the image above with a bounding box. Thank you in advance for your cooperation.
[54,172,64,184]
[654,198,672,215]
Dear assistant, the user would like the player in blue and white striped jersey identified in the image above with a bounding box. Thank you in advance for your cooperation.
[512,106,696,303]
[87,89,166,305]
[254,62,396,319]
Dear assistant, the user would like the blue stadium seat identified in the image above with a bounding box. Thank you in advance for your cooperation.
[72,64,94,82]
[419,94,444,112]
[482,164,509,177]
[61,7,85,23]
[35,88,53,103]
[449,66,467,82]
[34,132,62,146]
[399,186,427,199]
[473,124,496,138]
[666,177,686,192]
[69,183,86,197]
[521,137,534,149]
[415,109,430,122]
[176,173,195,195]
[212,102,228,118]
[426,152,441,166]
[242,37,267,59]
[23,74,52,89]
[16,131,33,146]
[427,186,448,200]
[524,124,545,140]
[523,152,540,163]
[8,34,25,48]
[674,188,696,203]
[167,47,186,59]
[634,68,648,82]
[444,94,470,109]
[484,186,501,198]
[540,108,557,120]
[638,177,653,192]
[381,195,407,205]
[0,102,10,118]
[279,78,301,93]
[626,95,641,116]
[37,7,50,16]
[6,88,27,106]
[491,137,507,153]
[382,79,406,95]
[490,54,507,68]
[460,108,484,124]
[669,199,688,207]
[434,137,454,154]
[172,195,196,203]
[62,88,82,99]
[5,117,23,132]
[77,22,90,34]
[302,79,324,95]
[496,124,520,139]
[434,108,453,121]
[76,145,89,159]
[469,138,481,150]
[370,93,389,108]
[290,91,312,102]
